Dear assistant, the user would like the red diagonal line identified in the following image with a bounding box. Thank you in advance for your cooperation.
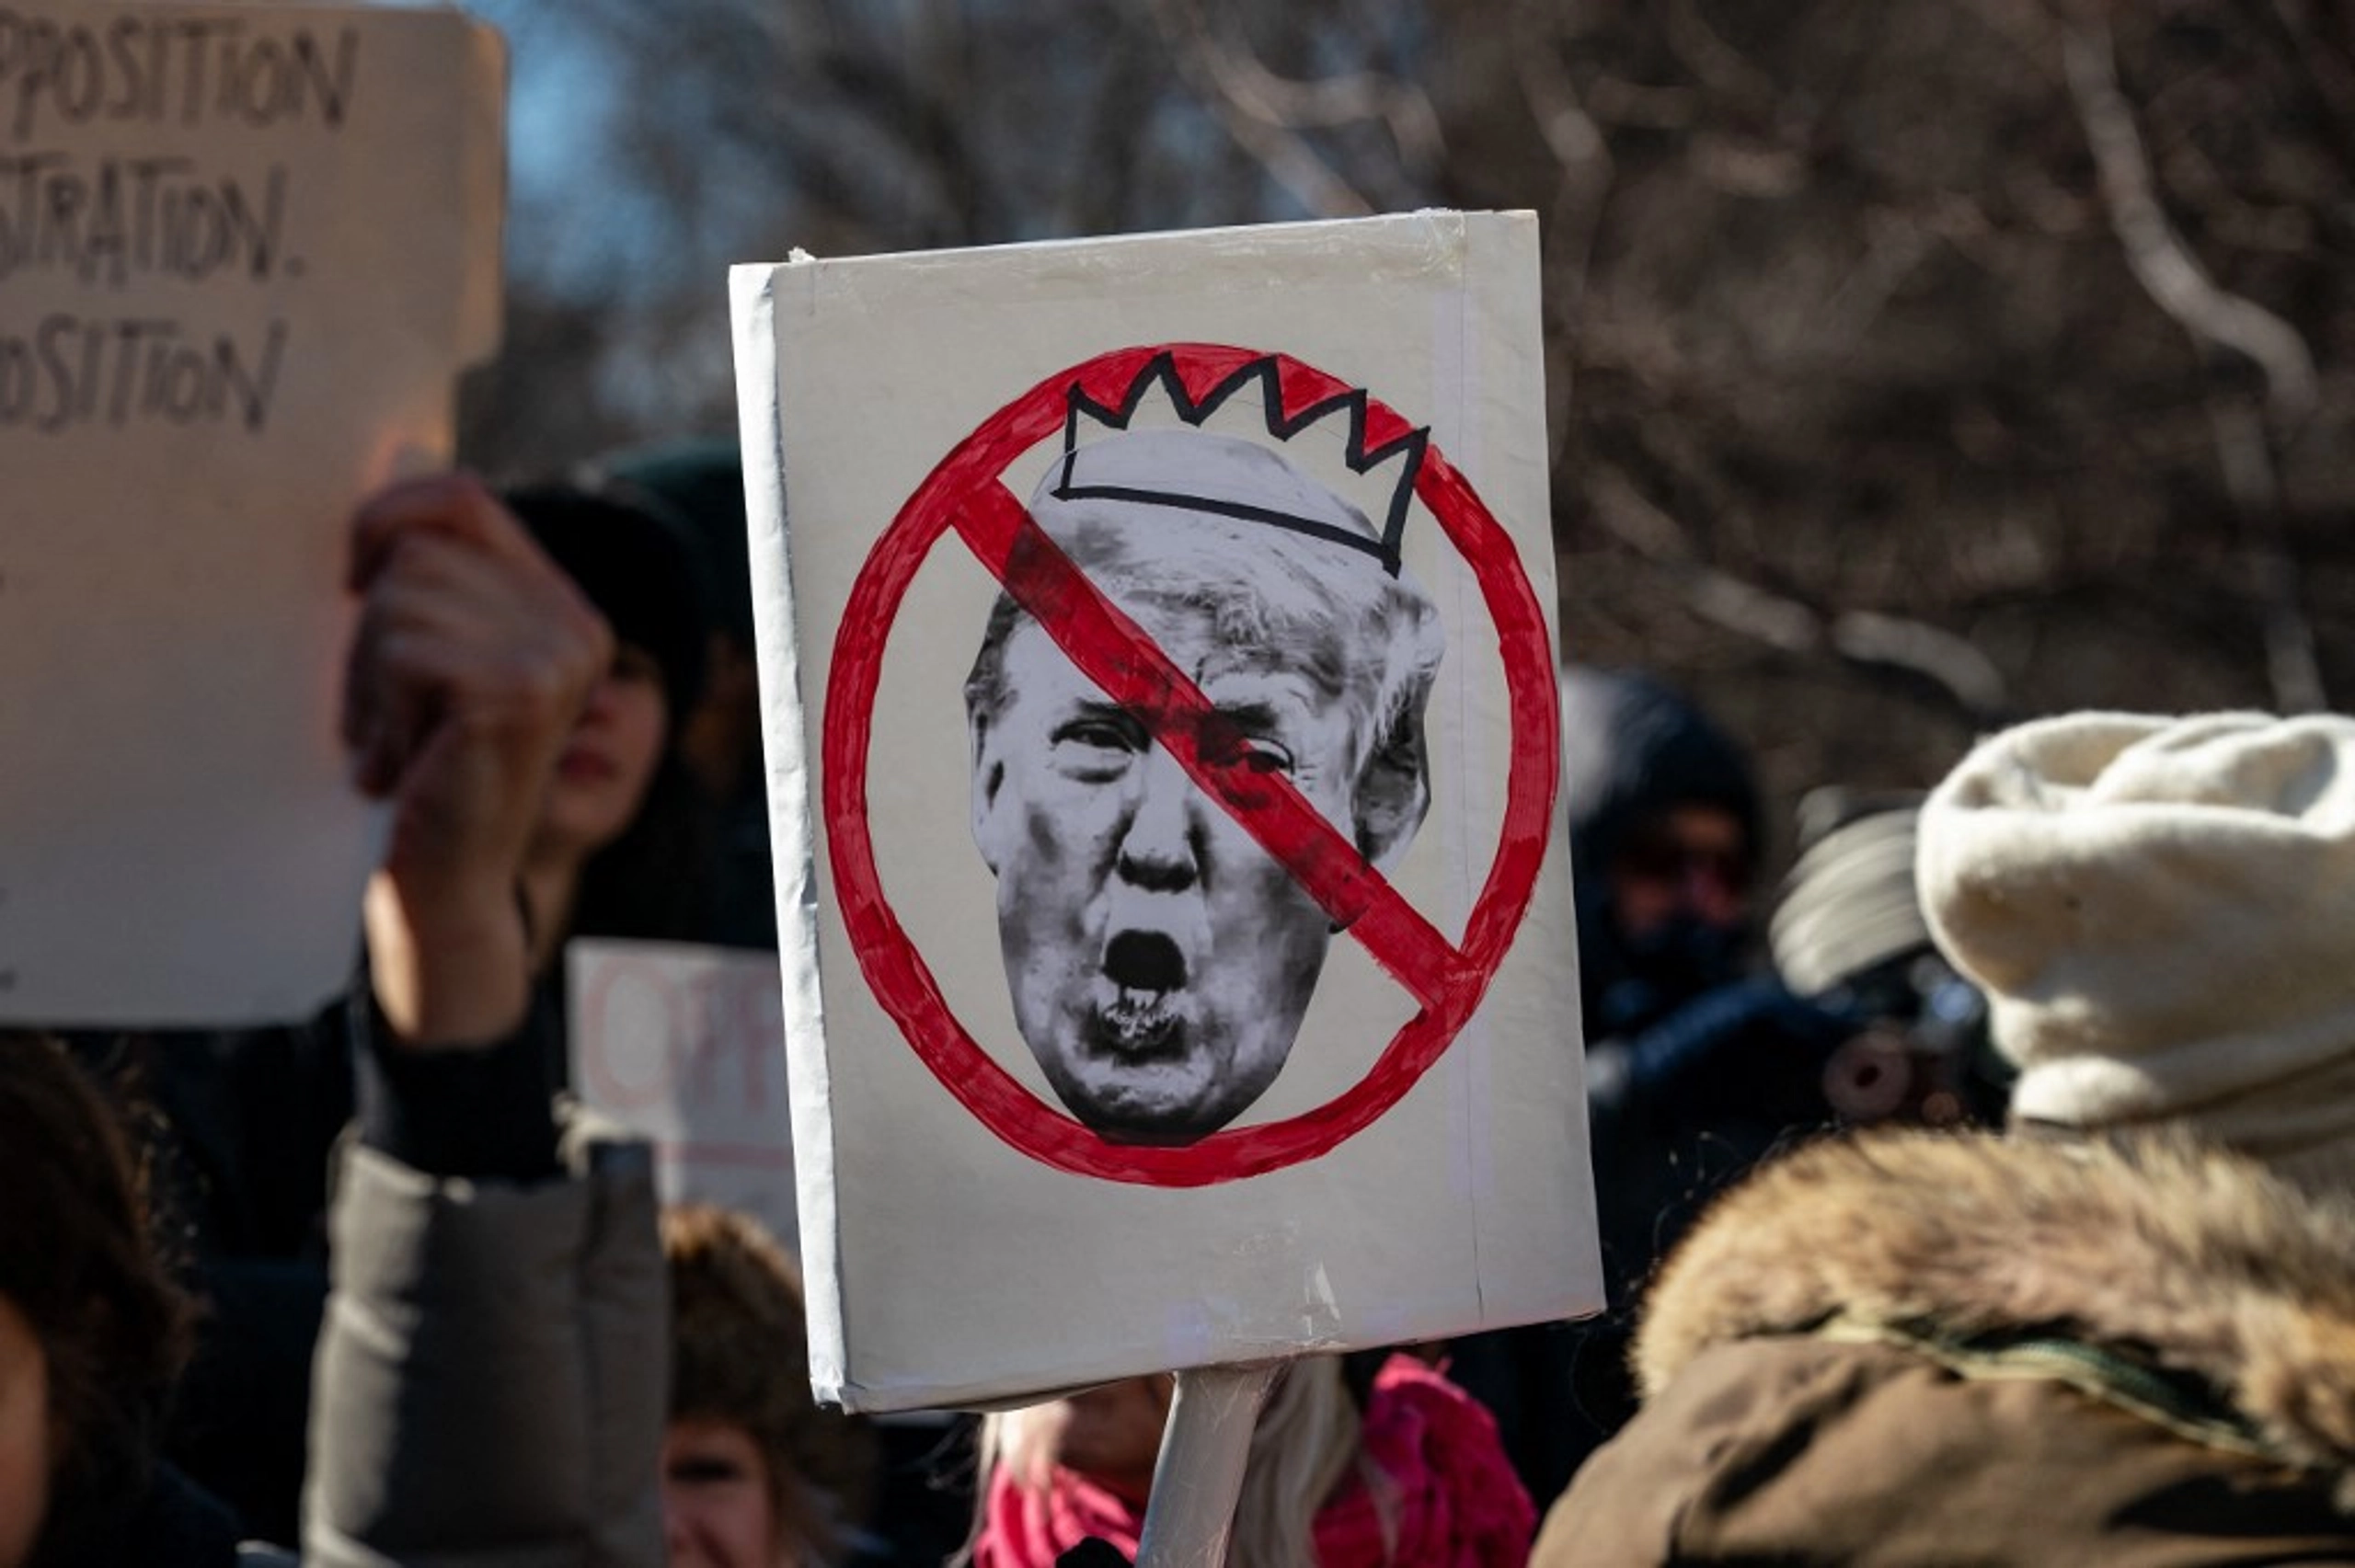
[951,482,1466,1010]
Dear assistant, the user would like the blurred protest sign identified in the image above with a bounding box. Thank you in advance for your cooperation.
[732,212,1602,1413]
[0,2,504,1025]
[568,937,799,1252]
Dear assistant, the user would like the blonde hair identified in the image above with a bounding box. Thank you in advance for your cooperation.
[970,1356,1394,1568]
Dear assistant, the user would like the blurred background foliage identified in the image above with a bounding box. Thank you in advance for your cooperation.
[458,0,2355,864]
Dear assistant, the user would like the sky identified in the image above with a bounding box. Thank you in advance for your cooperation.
[467,2,676,300]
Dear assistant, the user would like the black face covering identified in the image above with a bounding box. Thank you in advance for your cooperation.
[1590,912,1748,1039]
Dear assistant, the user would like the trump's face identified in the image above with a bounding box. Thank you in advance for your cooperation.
[971,612,1364,1143]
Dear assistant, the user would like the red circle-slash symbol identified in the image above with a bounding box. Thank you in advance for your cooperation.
[823,343,1559,1185]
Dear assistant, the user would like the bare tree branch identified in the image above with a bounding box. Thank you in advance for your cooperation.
[2209,396,2327,712]
[1583,74,1703,130]
[2063,17,2318,418]
[1507,0,1616,468]
[1060,26,1170,235]
[1830,612,2010,717]
[1149,0,1379,217]
[2065,9,2327,710]
[1589,466,2012,718]
[1509,0,1611,172]
[1663,0,1778,103]
[1179,7,1447,177]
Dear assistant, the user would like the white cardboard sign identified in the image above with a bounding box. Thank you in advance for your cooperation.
[568,937,799,1253]
[733,212,1601,1412]
[0,2,504,1025]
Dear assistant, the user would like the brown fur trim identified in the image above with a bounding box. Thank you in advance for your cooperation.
[1633,1127,2355,1476]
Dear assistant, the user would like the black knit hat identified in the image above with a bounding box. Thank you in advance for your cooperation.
[598,438,752,647]
[501,481,711,728]
[1560,665,1762,878]
[1559,665,1763,1025]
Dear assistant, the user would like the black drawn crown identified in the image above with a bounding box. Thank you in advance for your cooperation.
[1048,350,1428,578]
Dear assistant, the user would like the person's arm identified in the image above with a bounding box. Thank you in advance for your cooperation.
[302,1099,668,1568]
[344,473,607,1049]
[345,472,601,1185]
[300,475,667,1568]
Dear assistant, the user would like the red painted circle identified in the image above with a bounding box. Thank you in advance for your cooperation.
[822,344,1559,1185]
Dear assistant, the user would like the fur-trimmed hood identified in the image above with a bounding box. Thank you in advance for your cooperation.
[1635,1127,2355,1479]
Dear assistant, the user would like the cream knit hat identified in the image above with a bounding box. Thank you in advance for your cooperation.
[1916,711,2355,1196]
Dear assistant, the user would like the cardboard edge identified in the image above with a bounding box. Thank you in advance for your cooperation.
[729,259,849,1402]
[455,13,510,365]
[1463,210,1606,1308]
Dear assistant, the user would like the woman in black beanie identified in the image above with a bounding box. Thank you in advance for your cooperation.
[499,480,717,963]
[141,478,720,1540]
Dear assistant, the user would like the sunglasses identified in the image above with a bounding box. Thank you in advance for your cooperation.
[1614,831,1754,895]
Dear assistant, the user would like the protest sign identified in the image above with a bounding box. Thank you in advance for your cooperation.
[0,3,504,1025]
[734,212,1602,1413]
[568,936,799,1253]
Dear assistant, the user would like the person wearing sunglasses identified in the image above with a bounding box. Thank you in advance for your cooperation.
[1446,667,1850,1515]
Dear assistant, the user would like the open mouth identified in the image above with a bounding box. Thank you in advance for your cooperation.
[1089,932,1188,1055]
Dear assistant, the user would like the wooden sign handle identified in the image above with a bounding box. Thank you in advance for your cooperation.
[1132,1362,1283,1568]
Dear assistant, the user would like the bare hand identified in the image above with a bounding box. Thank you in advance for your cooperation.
[343,474,611,1047]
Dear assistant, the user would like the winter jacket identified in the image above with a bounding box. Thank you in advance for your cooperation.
[300,1112,667,1566]
[60,1108,663,1568]
[1449,670,1809,1511]
[975,1356,1535,1568]
[137,974,645,1550]
[1534,1128,2355,1566]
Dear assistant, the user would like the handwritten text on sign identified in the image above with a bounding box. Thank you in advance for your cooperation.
[0,7,363,433]
[568,938,801,1253]
[0,1,502,1029]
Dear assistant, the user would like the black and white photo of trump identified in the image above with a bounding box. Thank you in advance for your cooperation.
[963,417,1444,1146]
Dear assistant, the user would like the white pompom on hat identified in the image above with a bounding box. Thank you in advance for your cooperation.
[1917,710,2355,1195]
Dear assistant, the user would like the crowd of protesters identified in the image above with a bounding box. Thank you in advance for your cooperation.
[11,437,2355,1567]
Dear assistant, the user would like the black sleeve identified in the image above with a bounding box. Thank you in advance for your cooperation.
[351,979,566,1183]
[1057,1543,1132,1568]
